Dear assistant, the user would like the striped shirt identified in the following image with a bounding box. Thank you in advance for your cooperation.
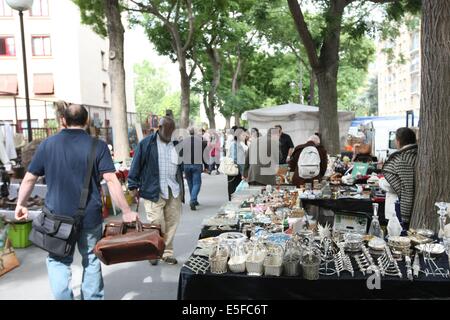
[382,144,418,223]
[157,134,180,200]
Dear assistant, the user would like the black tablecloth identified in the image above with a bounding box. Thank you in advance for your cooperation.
[178,254,450,300]
[301,198,386,223]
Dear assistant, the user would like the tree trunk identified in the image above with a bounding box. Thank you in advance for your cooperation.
[231,57,242,96]
[234,112,241,126]
[206,96,216,129]
[104,0,129,162]
[225,116,231,130]
[179,64,190,128]
[206,47,221,129]
[410,0,450,231]
[309,71,315,105]
[203,90,216,129]
[316,70,340,155]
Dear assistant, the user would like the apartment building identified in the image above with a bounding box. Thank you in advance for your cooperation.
[0,0,137,129]
[377,24,421,117]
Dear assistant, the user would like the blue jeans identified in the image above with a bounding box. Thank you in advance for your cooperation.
[46,223,104,300]
[184,164,202,205]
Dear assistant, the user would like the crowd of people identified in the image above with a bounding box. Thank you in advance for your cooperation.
[13,103,419,300]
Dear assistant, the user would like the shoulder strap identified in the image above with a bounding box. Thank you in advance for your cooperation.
[77,138,99,216]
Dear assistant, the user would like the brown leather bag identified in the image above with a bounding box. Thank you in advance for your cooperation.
[94,219,165,265]
[0,238,20,277]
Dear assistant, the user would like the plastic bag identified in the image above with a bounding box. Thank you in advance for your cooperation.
[235,180,249,192]
[387,215,402,237]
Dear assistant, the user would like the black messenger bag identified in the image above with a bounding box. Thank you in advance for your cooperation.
[29,139,98,257]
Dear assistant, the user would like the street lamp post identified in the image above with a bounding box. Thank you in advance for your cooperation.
[6,0,34,142]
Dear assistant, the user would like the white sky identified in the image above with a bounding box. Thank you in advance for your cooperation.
[125,25,180,92]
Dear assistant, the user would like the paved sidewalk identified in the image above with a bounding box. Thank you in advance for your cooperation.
[0,173,228,300]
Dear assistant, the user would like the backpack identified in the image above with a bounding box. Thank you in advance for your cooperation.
[297,146,321,179]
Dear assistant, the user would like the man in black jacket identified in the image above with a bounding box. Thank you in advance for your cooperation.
[178,127,208,211]
[128,117,185,265]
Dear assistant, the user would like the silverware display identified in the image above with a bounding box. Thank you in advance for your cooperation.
[334,243,354,277]
[184,256,210,274]
[377,246,402,278]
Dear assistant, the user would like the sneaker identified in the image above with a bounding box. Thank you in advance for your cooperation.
[162,256,178,265]
[149,259,159,266]
[190,203,197,211]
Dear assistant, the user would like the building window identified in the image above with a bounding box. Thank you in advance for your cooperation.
[0,36,15,56]
[102,83,108,103]
[33,73,54,95]
[411,74,419,94]
[30,0,49,16]
[410,51,420,73]
[101,50,107,71]
[0,74,18,95]
[32,36,51,56]
[20,119,39,129]
[0,0,13,16]
[410,31,420,52]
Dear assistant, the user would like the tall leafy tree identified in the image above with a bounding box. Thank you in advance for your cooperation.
[126,0,223,128]
[411,0,450,231]
[73,0,129,161]
[286,0,420,154]
[190,0,258,128]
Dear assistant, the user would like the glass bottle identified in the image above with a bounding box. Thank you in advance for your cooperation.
[321,180,332,199]
[368,203,384,238]
[435,202,449,242]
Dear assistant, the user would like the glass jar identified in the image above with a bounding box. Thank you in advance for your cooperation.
[264,244,284,276]
[228,242,247,273]
[245,240,267,276]
[283,240,301,276]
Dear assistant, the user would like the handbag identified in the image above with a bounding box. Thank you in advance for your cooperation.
[218,142,239,176]
[0,238,20,277]
[94,218,165,265]
[218,157,239,176]
[28,139,98,257]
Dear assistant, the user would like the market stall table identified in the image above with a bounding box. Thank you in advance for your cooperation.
[301,198,387,224]
[178,253,450,300]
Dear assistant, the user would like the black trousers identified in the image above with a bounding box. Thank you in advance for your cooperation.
[227,174,242,201]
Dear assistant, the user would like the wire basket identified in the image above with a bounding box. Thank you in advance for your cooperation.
[283,257,300,276]
[302,255,320,280]
[210,256,228,274]
[209,241,229,274]
[264,255,283,277]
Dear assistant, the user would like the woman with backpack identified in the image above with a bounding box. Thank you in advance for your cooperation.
[288,135,328,187]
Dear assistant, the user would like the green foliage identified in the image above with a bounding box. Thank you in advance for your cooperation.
[134,60,169,117]
[72,0,107,37]
[134,60,200,121]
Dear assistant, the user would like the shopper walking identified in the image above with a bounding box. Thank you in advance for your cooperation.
[128,117,185,265]
[179,127,205,210]
[227,127,247,201]
[15,104,137,300]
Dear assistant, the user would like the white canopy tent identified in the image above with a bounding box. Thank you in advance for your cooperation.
[242,103,355,148]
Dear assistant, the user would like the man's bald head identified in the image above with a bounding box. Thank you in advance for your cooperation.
[63,104,88,127]
[158,116,176,143]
